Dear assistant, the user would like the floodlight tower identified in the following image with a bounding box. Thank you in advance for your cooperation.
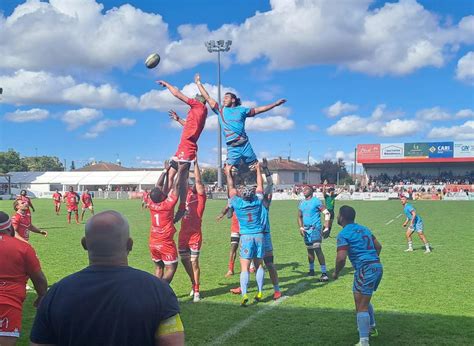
[204,39,232,188]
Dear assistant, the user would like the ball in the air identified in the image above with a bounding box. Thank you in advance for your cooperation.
[145,53,160,69]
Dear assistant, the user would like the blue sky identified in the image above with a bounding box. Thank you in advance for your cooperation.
[0,0,473,170]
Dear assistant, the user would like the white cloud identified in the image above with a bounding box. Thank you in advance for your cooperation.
[428,121,474,140]
[456,51,474,84]
[138,159,163,167]
[327,115,380,136]
[307,124,319,131]
[380,119,421,137]
[4,108,49,122]
[456,109,474,119]
[246,116,295,131]
[62,108,102,130]
[416,107,451,121]
[84,117,136,138]
[324,101,358,117]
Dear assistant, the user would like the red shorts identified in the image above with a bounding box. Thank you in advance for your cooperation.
[178,230,202,255]
[149,237,178,265]
[0,305,22,338]
[67,206,78,212]
[54,202,61,207]
[174,141,197,162]
[82,204,92,209]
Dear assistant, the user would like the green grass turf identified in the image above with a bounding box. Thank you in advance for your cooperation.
[1,199,473,345]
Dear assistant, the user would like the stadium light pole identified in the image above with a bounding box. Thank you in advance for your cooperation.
[205,39,232,188]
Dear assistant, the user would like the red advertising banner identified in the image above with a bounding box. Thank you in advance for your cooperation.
[357,144,380,162]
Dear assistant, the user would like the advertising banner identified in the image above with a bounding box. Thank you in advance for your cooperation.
[454,141,474,158]
[357,144,380,161]
[427,142,454,158]
[381,143,404,159]
[404,143,430,158]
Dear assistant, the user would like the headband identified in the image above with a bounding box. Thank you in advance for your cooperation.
[0,218,12,231]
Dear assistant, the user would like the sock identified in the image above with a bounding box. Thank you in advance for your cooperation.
[320,265,327,274]
[240,271,249,295]
[273,284,280,292]
[67,215,71,223]
[424,242,430,250]
[75,214,79,222]
[193,284,200,293]
[357,312,370,338]
[359,337,369,345]
[368,303,375,327]
[309,262,315,271]
[228,260,234,272]
[408,241,413,249]
[256,266,265,293]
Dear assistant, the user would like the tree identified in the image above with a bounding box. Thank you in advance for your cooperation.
[70,161,76,170]
[22,156,64,171]
[315,159,352,184]
[0,149,28,173]
[201,168,217,183]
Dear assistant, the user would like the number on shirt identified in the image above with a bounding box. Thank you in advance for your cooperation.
[154,214,160,226]
[362,235,373,250]
[247,213,253,222]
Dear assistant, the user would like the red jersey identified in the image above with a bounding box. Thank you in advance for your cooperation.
[148,193,178,239]
[11,211,31,241]
[231,213,240,233]
[0,234,41,309]
[142,192,149,203]
[81,192,92,206]
[65,192,80,207]
[52,192,62,203]
[181,190,206,232]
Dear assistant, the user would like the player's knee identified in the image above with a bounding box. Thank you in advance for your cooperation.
[264,255,274,266]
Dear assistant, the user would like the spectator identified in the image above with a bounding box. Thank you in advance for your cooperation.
[0,211,48,345]
[30,211,184,346]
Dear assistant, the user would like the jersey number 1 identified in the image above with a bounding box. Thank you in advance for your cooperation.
[154,214,160,226]
[247,213,253,222]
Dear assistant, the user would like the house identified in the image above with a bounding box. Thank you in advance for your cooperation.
[266,157,321,185]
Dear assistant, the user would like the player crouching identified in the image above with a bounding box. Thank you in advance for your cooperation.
[178,159,206,302]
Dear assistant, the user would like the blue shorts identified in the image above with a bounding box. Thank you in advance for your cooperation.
[353,262,383,296]
[226,141,257,166]
[410,220,424,233]
[263,232,273,254]
[240,233,264,259]
[304,227,322,249]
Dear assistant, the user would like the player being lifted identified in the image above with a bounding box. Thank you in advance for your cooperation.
[400,196,431,253]
[297,186,331,281]
[333,206,383,345]
[80,189,94,222]
[216,202,240,277]
[178,159,206,302]
[195,73,286,171]
[158,74,208,223]
[12,200,47,242]
[226,163,266,306]
[64,187,80,224]
[52,189,62,215]
[147,164,180,283]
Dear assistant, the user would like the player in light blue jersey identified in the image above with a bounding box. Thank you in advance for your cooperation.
[400,196,431,253]
[297,186,331,281]
[333,206,383,346]
[226,163,266,306]
[196,74,286,169]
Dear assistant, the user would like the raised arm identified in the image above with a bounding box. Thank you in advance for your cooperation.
[253,99,286,116]
[255,163,263,193]
[262,158,273,199]
[195,73,218,110]
[157,165,170,189]
[225,165,237,198]
[157,80,190,104]
[169,110,186,127]
[194,159,205,195]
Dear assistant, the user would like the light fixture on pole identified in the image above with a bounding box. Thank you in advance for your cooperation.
[204,39,232,188]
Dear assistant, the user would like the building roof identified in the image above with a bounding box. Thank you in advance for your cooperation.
[75,162,133,171]
[266,158,320,172]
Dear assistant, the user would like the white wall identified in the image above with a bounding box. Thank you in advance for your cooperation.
[274,171,321,185]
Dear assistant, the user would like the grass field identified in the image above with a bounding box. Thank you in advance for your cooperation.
[1,198,473,345]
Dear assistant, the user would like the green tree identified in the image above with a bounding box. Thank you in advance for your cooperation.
[201,168,217,183]
[22,156,64,171]
[315,159,352,184]
[0,149,28,173]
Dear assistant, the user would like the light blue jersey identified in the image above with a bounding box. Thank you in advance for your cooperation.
[213,105,255,144]
[230,193,263,235]
[298,197,324,230]
[336,223,380,271]
[404,203,422,224]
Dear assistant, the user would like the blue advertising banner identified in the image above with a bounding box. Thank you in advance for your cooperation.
[428,142,454,158]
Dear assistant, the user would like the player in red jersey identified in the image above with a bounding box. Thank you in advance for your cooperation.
[64,186,80,224]
[52,190,62,215]
[12,200,47,242]
[80,189,94,222]
[217,205,240,278]
[178,159,206,302]
[158,74,208,223]
[0,211,48,344]
[147,164,180,283]
[16,190,35,213]
[141,189,149,210]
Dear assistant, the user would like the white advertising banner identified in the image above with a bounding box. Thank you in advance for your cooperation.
[381,143,404,159]
[454,141,474,158]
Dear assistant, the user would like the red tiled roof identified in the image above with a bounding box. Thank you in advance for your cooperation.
[266,158,320,171]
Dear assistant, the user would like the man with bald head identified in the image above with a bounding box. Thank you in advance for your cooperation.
[30,211,184,346]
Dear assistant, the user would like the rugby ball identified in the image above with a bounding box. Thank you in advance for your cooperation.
[145,53,160,69]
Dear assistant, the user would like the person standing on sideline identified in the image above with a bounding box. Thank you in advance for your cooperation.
[400,196,431,253]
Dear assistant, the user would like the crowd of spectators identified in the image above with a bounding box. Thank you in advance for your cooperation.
[368,171,474,186]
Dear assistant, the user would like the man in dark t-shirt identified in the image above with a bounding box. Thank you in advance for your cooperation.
[30,211,184,346]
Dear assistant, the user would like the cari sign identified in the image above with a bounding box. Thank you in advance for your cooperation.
[427,142,453,158]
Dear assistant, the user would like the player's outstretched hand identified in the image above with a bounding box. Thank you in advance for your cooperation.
[168,110,179,121]
[402,221,408,228]
[275,99,286,106]
[42,230,48,237]
[156,80,169,88]
[299,227,305,237]
[194,73,201,84]
[216,214,224,222]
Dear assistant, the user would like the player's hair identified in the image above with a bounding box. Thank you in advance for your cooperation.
[339,205,356,223]
[225,92,241,106]
[149,187,164,203]
[20,189,26,194]
[304,185,314,193]
[13,199,20,211]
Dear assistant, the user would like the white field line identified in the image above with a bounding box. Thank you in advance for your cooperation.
[209,281,307,345]
[395,213,403,219]
[385,219,394,225]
